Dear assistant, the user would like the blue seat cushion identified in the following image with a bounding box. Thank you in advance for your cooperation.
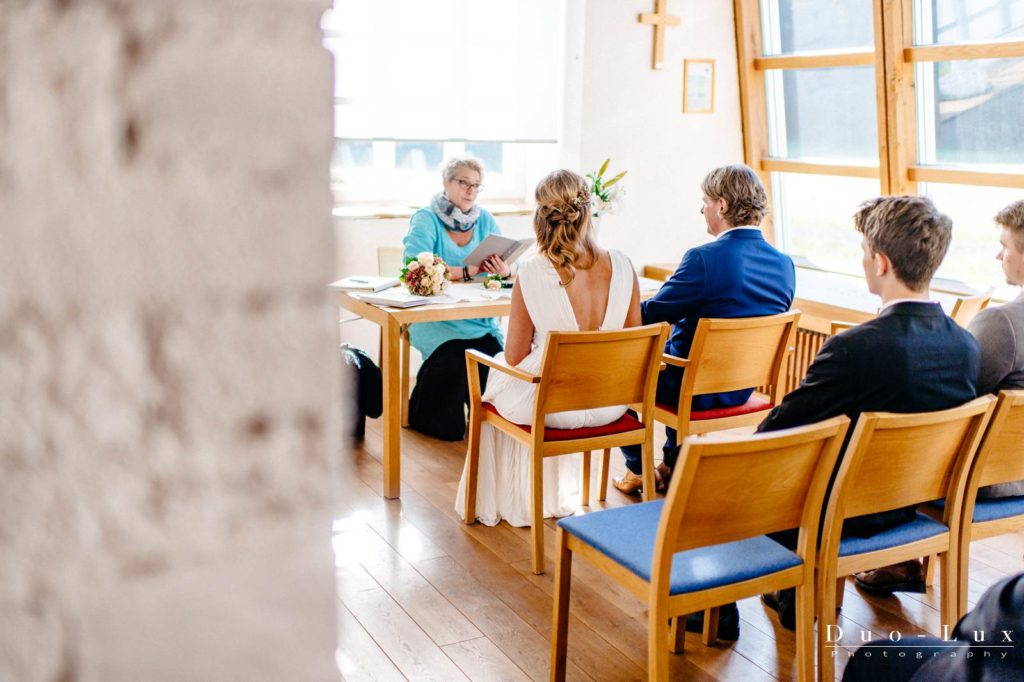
[838,512,947,557]
[557,500,801,595]
[928,496,1024,523]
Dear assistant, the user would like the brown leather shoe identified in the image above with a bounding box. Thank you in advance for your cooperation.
[613,469,666,496]
[854,559,926,594]
[612,470,645,495]
[656,463,672,493]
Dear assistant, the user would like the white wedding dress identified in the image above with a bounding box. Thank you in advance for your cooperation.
[454,250,635,526]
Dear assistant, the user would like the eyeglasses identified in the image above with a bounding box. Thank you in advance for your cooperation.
[455,178,484,192]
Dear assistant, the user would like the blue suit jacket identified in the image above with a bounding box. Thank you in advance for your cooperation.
[641,229,796,410]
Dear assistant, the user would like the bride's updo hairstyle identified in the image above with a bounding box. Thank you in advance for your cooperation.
[533,169,597,286]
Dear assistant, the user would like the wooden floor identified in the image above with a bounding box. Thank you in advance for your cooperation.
[336,419,1024,681]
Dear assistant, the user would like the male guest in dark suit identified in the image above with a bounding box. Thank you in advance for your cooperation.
[615,164,795,495]
[616,165,795,641]
[758,195,980,630]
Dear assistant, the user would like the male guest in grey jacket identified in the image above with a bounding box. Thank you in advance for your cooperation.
[969,199,1024,498]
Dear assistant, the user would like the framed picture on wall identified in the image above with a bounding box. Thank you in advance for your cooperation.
[683,59,715,113]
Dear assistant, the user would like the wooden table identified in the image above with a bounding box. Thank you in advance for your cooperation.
[339,292,511,498]
[341,278,666,499]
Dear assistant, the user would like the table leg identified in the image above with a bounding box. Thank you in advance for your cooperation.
[382,317,402,498]
[400,325,410,427]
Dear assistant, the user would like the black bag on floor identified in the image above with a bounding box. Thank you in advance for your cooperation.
[342,344,382,438]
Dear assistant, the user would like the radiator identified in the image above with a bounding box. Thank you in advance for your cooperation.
[785,326,829,393]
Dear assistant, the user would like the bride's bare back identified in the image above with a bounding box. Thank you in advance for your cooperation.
[559,249,613,331]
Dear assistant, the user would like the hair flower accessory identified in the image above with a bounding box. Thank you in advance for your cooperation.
[585,158,628,218]
[401,252,450,296]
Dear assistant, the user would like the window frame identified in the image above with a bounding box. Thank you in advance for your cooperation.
[734,0,1024,248]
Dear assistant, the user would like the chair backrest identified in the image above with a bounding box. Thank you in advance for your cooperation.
[970,390,1024,491]
[533,323,669,418]
[830,320,856,336]
[824,397,995,531]
[682,311,800,404]
[377,247,405,278]
[653,416,849,557]
[950,289,994,327]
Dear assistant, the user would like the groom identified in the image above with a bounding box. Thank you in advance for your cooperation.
[616,164,796,640]
[617,165,795,495]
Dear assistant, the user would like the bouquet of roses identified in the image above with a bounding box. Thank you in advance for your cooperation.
[401,252,450,296]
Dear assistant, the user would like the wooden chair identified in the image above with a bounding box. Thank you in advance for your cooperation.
[463,323,670,574]
[376,246,405,279]
[551,417,850,681]
[829,320,857,336]
[941,390,1024,614]
[815,396,996,682]
[598,311,801,497]
[950,289,994,327]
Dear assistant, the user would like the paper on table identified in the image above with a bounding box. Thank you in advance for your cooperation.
[637,276,665,293]
[445,283,509,302]
[354,290,430,308]
[330,275,401,292]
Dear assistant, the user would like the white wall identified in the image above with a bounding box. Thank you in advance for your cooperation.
[580,0,745,267]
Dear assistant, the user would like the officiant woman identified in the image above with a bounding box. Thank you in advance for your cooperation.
[403,156,511,440]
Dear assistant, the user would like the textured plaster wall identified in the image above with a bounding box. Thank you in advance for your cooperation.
[0,1,340,679]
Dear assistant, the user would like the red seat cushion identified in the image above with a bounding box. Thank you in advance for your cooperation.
[655,395,773,421]
[482,402,644,441]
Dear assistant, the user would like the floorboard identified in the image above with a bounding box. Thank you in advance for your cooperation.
[336,419,1024,681]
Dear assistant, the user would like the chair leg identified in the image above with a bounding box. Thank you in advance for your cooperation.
[817,566,838,682]
[531,450,545,574]
[550,528,572,682]
[648,606,670,682]
[958,528,971,619]
[701,607,719,646]
[795,583,814,682]
[580,451,591,507]
[640,439,656,502]
[923,554,937,586]
[669,617,685,654]
[835,577,846,610]
[939,552,957,636]
[463,408,482,525]
[597,448,610,502]
[400,326,410,427]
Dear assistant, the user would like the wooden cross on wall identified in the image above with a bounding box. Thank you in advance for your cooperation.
[638,0,681,70]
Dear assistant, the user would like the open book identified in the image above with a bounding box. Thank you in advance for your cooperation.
[464,234,534,268]
[330,276,401,293]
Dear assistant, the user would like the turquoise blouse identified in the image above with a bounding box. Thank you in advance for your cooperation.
[403,207,505,360]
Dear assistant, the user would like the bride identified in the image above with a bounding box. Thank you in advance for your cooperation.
[455,169,642,526]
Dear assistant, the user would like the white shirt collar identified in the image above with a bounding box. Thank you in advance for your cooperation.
[878,298,940,312]
[715,226,761,240]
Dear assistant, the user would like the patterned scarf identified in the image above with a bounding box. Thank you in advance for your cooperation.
[431,192,480,233]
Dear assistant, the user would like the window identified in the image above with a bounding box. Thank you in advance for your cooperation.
[322,0,566,204]
[736,0,1024,295]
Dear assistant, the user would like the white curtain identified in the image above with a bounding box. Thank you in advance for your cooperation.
[323,0,564,142]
